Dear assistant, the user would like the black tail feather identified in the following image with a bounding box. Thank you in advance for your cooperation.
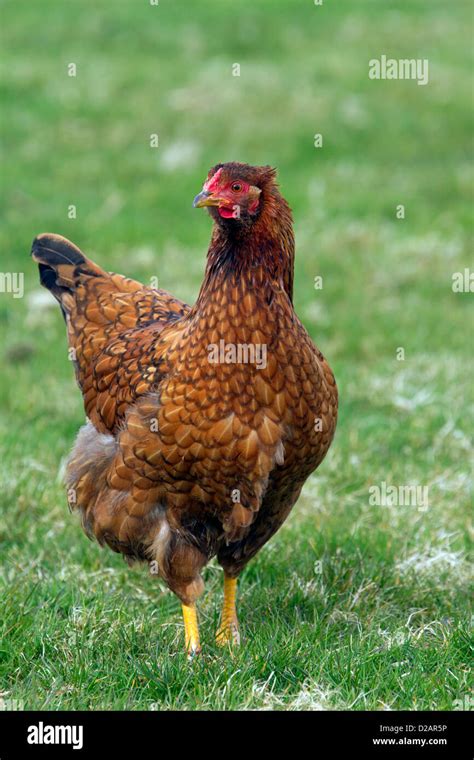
[31,233,92,309]
[31,233,86,268]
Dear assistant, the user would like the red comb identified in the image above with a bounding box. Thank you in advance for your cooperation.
[204,167,223,192]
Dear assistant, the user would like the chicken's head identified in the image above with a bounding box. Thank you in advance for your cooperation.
[193,162,277,225]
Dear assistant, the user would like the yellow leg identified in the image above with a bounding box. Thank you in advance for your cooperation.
[182,603,201,657]
[216,574,240,646]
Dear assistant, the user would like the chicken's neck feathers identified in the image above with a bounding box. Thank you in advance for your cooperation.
[196,195,295,310]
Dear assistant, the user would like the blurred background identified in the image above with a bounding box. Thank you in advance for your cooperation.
[0,0,472,710]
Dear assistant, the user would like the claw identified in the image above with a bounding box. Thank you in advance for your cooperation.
[216,619,240,647]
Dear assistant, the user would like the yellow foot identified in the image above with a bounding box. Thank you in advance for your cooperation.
[182,603,201,658]
[216,617,240,647]
[216,575,240,647]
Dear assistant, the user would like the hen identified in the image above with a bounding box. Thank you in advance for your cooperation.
[31,162,338,655]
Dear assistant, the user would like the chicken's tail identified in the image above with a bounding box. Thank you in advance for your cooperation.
[31,233,105,316]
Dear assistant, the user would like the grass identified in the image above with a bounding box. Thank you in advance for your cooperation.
[0,0,472,710]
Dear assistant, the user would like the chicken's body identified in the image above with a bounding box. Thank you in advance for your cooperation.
[32,163,337,653]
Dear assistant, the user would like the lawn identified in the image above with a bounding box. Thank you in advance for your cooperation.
[0,0,472,710]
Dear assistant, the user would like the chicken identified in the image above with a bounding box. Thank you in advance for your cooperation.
[31,162,338,655]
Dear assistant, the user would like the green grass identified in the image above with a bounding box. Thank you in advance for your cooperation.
[0,0,472,710]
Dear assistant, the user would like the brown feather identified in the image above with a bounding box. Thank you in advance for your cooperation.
[33,163,337,607]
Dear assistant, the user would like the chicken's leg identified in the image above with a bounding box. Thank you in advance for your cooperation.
[216,574,240,646]
[182,603,201,657]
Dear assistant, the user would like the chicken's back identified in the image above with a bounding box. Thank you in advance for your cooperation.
[32,233,190,433]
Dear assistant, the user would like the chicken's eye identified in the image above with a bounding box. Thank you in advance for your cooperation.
[231,183,242,192]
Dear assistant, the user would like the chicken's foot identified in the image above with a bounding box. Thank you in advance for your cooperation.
[216,574,240,646]
[182,603,201,657]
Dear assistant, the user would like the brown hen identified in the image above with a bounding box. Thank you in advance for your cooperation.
[31,163,337,654]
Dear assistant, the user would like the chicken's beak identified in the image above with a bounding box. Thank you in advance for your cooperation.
[193,190,221,208]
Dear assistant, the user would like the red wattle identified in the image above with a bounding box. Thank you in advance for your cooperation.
[218,207,236,218]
